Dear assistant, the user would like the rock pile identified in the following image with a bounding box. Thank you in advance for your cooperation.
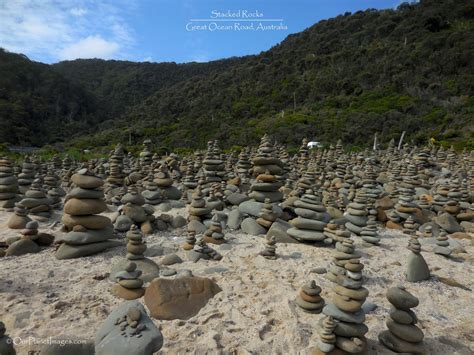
[378,286,424,354]
[259,236,277,260]
[287,190,329,243]
[295,280,324,313]
[0,156,19,209]
[112,262,145,300]
[203,214,226,244]
[19,178,52,220]
[57,169,118,259]
[7,202,31,229]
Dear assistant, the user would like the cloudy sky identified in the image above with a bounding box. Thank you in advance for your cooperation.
[0,0,401,64]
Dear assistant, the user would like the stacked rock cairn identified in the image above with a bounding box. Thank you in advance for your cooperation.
[203,214,226,244]
[56,169,117,259]
[259,236,277,260]
[112,261,145,300]
[295,280,324,313]
[378,286,424,354]
[0,156,19,209]
[406,235,430,282]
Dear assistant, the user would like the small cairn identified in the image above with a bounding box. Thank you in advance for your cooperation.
[201,140,225,195]
[344,194,368,236]
[187,187,211,223]
[107,144,125,187]
[295,280,324,313]
[19,178,52,220]
[256,198,277,230]
[17,156,35,194]
[315,316,337,354]
[5,221,54,256]
[402,215,417,236]
[182,230,197,250]
[433,230,451,257]
[188,238,222,262]
[406,236,430,282]
[0,321,15,355]
[378,286,424,354]
[110,225,159,282]
[112,262,145,300]
[154,164,181,200]
[259,236,277,260]
[203,214,226,244]
[7,202,31,229]
[142,174,162,205]
[0,156,20,209]
[360,212,380,246]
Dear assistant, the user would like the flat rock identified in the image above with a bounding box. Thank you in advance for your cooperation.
[144,276,221,320]
[160,254,183,266]
[434,212,462,233]
[322,303,365,324]
[378,330,424,354]
[227,208,243,230]
[5,239,40,256]
[386,286,419,310]
[266,219,298,243]
[56,240,122,260]
[110,258,160,283]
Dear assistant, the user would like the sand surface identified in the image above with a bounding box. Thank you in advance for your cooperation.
[0,208,473,355]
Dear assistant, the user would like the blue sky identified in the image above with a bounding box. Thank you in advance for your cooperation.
[0,0,402,64]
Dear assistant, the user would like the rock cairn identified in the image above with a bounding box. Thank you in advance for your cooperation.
[203,214,226,244]
[188,238,222,262]
[360,212,380,245]
[0,156,19,209]
[406,236,430,282]
[7,202,31,229]
[201,140,225,195]
[378,286,424,354]
[19,178,52,219]
[154,164,180,200]
[112,262,145,300]
[142,174,161,205]
[17,156,35,194]
[433,230,451,257]
[344,194,368,236]
[287,190,329,243]
[256,198,277,230]
[236,148,252,185]
[110,225,160,282]
[322,249,369,354]
[187,187,211,224]
[259,236,277,260]
[315,316,337,354]
[108,144,125,187]
[295,280,324,313]
[57,169,117,259]
[182,230,197,250]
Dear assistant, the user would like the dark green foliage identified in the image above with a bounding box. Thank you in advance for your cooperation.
[0,0,473,150]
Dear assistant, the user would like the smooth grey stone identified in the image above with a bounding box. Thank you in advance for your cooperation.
[187,220,207,234]
[160,268,177,277]
[378,331,425,354]
[5,239,40,256]
[226,192,250,205]
[433,212,462,233]
[169,200,186,208]
[238,200,282,218]
[114,215,134,232]
[227,208,243,230]
[68,187,104,199]
[160,254,182,266]
[362,302,377,313]
[287,227,326,242]
[56,240,122,260]
[390,307,417,324]
[323,303,365,324]
[157,202,171,212]
[159,186,181,200]
[241,217,266,236]
[266,219,298,243]
[387,286,419,310]
[406,252,430,282]
[344,213,367,226]
[171,215,187,228]
[386,319,424,342]
[61,226,114,245]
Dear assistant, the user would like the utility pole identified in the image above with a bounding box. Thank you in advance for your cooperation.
[398,131,406,150]
[373,133,377,151]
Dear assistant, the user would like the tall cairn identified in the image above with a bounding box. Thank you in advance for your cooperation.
[57,169,117,259]
[249,134,284,203]
[0,156,19,209]
[378,286,425,354]
[322,236,369,354]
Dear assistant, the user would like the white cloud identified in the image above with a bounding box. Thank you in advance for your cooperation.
[0,0,135,62]
[70,7,87,17]
[59,35,119,60]
[142,56,153,62]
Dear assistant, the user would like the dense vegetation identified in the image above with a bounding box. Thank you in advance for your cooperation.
[1,0,473,151]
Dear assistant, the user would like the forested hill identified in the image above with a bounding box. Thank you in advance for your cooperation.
[1,0,473,150]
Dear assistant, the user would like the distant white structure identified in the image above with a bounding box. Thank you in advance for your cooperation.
[307,141,323,149]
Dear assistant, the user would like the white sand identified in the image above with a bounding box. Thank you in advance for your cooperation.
[0,208,473,354]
